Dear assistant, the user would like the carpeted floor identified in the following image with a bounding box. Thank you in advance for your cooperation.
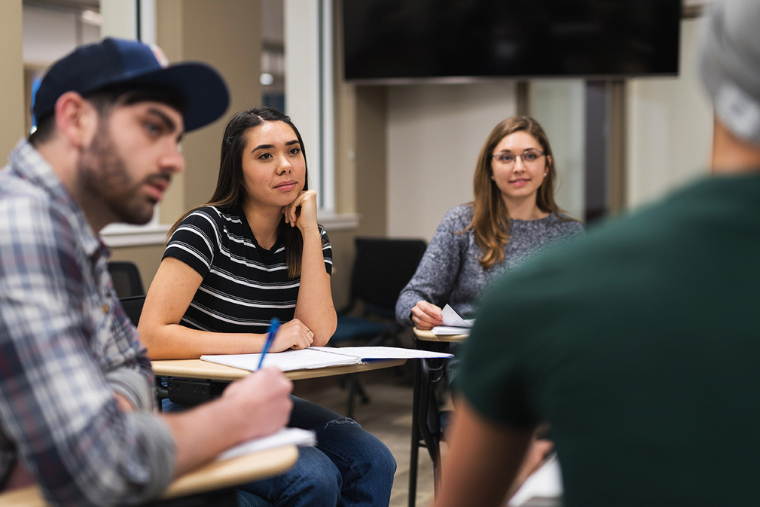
[293,363,439,507]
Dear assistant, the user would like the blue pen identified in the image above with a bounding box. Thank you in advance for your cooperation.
[258,317,281,370]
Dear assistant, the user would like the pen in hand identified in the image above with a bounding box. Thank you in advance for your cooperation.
[258,317,281,370]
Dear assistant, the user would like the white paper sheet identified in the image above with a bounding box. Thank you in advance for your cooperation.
[507,455,563,507]
[310,346,453,360]
[440,304,475,327]
[201,346,453,372]
[431,326,472,336]
[201,348,362,372]
[217,427,316,461]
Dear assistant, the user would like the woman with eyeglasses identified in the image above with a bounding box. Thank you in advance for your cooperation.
[396,115,582,502]
[396,116,584,366]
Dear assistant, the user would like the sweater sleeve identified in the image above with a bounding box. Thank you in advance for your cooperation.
[395,206,471,326]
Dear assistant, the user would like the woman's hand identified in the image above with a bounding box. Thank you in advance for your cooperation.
[270,318,314,352]
[283,190,318,233]
[410,301,443,330]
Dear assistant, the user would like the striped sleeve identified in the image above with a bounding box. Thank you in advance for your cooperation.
[320,225,333,275]
[164,209,219,278]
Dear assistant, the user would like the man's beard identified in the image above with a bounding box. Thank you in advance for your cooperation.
[77,127,158,226]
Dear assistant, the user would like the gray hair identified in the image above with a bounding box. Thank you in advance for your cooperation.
[699,0,760,146]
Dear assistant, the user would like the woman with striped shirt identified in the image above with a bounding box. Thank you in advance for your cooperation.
[139,107,395,507]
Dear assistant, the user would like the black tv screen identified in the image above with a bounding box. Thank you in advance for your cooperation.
[343,0,681,83]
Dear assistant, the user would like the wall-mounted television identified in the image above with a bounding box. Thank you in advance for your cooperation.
[343,0,682,84]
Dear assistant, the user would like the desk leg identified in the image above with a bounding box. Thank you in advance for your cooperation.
[155,377,169,412]
[409,358,421,507]
[418,358,442,493]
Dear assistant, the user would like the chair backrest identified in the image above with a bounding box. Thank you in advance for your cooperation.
[108,261,145,298]
[350,237,427,318]
[119,295,146,327]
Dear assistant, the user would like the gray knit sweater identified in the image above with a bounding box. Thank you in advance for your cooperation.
[395,204,585,326]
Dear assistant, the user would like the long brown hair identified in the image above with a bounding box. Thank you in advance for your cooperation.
[168,107,310,278]
[467,116,568,269]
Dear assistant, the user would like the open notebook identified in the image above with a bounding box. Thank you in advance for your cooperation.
[201,346,453,372]
[217,427,316,461]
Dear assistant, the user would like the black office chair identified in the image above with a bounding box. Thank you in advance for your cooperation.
[120,295,146,327]
[108,261,145,298]
[331,236,427,418]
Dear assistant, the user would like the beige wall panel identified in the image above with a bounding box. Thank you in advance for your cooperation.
[333,0,356,215]
[329,0,357,308]
[0,1,25,157]
[387,82,517,241]
[531,80,587,221]
[334,83,357,215]
[354,87,388,237]
[326,229,355,311]
[627,17,713,209]
[179,0,263,211]
[155,0,186,224]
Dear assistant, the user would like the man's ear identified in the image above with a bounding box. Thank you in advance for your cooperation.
[54,91,97,148]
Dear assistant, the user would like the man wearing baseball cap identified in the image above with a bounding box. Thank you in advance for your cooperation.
[432,0,760,505]
[0,38,293,506]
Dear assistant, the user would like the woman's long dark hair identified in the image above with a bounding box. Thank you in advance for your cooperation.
[169,107,310,278]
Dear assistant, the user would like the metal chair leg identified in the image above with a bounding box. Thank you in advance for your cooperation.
[409,358,421,507]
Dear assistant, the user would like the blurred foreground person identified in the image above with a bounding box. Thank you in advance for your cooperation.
[435,1,760,505]
[0,38,292,506]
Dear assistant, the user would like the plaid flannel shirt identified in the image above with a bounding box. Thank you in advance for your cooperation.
[0,140,174,506]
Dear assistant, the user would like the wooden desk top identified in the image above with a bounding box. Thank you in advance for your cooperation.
[152,358,407,382]
[0,445,298,507]
[413,328,468,343]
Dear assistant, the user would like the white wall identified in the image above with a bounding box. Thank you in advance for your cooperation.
[100,0,137,40]
[387,82,517,240]
[285,0,335,210]
[531,80,586,221]
[626,17,713,209]
[23,4,100,66]
[386,16,712,238]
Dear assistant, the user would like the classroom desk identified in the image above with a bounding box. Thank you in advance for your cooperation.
[152,358,407,407]
[409,328,467,507]
[411,330,467,344]
[152,358,407,382]
[0,445,299,507]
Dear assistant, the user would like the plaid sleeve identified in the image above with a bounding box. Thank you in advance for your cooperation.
[0,196,174,506]
[105,293,156,411]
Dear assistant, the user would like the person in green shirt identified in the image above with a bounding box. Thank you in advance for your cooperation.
[433,1,760,506]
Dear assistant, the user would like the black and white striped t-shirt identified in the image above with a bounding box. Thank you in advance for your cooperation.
[163,206,332,335]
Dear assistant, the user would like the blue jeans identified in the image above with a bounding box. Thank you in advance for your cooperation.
[163,395,396,507]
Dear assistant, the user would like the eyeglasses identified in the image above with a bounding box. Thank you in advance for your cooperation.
[492,149,545,166]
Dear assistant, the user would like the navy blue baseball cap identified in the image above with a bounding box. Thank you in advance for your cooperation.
[32,37,229,133]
